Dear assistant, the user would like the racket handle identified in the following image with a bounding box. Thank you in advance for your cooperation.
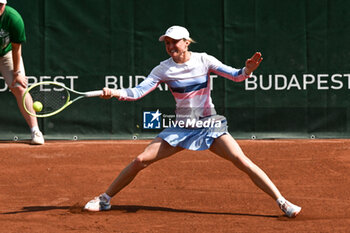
[84,90,103,97]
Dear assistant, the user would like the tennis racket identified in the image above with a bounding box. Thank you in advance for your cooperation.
[22,81,103,117]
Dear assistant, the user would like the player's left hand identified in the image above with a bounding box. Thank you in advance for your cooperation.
[245,52,263,75]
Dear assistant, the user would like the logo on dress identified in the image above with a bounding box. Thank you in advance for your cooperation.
[143,109,162,129]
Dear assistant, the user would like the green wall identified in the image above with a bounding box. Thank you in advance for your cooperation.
[1,0,350,140]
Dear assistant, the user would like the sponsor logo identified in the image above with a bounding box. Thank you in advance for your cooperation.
[143,109,162,129]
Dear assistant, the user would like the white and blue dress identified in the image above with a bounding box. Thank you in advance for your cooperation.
[118,52,250,150]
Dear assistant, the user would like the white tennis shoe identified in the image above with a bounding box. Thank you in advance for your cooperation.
[31,130,45,145]
[84,195,111,211]
[277,198,301,218]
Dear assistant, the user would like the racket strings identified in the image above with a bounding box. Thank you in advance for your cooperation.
[26,84,69,115]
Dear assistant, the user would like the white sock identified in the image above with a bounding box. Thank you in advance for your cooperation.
[101,193,111,202]
[276,196,286,206]
[31,126,40,133]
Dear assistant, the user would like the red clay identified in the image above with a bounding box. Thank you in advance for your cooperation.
[1,139,350,232]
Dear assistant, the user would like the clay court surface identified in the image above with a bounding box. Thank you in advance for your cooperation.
[0,139,350,232]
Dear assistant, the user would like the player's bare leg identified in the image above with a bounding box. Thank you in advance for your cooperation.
[105,137,183,197]
[209,134,282,199]
[84,137,183,211]
[209,134,301,217]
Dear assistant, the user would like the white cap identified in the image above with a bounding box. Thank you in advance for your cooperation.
[159,26,190,41]
[0,0,7,4]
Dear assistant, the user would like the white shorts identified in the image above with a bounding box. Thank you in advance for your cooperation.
[0,51,26,88]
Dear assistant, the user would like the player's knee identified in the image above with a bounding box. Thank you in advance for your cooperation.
[231,154,254,173]
[130,157,147,172]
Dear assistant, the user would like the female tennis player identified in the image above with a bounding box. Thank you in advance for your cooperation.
[85,26,301,217]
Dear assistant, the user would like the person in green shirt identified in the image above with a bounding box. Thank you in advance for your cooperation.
[0,0,44,145]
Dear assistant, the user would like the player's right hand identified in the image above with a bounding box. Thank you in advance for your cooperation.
[101,87,120,99]
[101,87,114,99]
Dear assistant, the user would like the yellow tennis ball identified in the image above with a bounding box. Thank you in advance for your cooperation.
[33,101,43,112]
